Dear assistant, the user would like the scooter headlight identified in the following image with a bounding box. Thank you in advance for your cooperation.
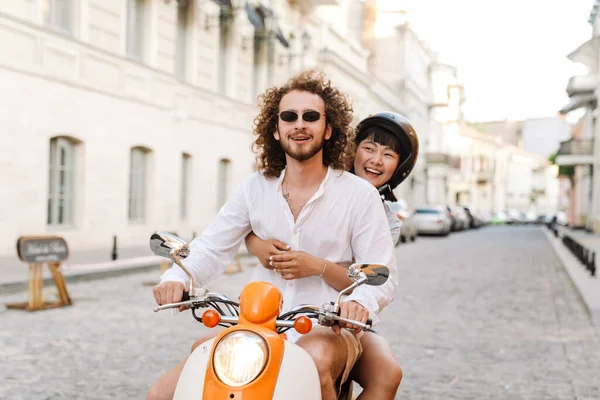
[213,330,269,387]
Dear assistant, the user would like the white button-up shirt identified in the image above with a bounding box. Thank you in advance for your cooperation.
[161,167,398,336]
[383,201,401,246]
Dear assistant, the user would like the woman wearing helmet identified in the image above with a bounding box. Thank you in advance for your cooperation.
[351,111,419,246]
[245,111,419,399]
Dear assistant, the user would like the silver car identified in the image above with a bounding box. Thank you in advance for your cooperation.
[414,205,452,236]
[387,199,418,243]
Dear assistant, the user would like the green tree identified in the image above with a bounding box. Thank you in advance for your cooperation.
[548,152,574,179]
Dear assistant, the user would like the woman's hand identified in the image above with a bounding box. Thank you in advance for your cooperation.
[270,251,323,280]
[245,232,289,270]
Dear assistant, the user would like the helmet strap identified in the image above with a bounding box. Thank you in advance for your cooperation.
[378,184,391,194]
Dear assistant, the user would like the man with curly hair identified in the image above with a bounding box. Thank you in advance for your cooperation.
[148,70,397,400]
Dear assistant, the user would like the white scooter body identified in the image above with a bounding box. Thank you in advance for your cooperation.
[174,338,322,400]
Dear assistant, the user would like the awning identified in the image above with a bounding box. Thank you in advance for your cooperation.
[256,4,274,19]
[245,3,288,47]
[245,2,264,29]
[568,37,600,68]
[557,138,594,156]
[559,93,597,114]
[211,0,232,8]
[274,26,289,48]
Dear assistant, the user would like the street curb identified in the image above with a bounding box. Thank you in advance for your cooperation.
[543,228,600,338]
[0,251,256,297]
[0,262,161,297]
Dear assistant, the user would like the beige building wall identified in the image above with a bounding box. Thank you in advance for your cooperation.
[0,1,261,255]
[0,0,414,258]
[449,123,559,215]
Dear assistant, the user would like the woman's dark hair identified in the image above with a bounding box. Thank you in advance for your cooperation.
[356,127,402,156]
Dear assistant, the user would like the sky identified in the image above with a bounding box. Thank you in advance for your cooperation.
[376,0,594,123]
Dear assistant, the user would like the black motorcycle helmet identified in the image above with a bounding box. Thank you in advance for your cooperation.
[353,111,419,202]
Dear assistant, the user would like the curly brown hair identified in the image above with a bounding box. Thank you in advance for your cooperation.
[252,70,355,178]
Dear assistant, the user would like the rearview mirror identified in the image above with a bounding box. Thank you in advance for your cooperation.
[150,232,189,261]
[348,263,389,286]
[149,231,195,295]
[335,263,390,311]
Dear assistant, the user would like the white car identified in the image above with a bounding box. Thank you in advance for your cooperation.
[414,205,452,236]
[555,211,568,226]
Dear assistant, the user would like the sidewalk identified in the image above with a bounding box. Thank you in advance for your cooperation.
[543,225,600,337]
[0,244,250,296]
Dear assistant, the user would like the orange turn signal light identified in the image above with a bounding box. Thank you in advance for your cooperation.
[294,316,313,335]
[202,310,221,328]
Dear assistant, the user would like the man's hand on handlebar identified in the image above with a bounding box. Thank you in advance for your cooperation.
[152,281,189,312]
[333,300,369,336]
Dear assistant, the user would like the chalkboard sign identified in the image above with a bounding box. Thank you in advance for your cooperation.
[16,236,69,263]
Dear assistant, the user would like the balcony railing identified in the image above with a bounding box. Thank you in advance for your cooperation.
[555,138,594,165]
[566,75,597,97]
[557,138,594,156]
[424,152,461,169]
[475,170,493,184]
[532,188,546,196]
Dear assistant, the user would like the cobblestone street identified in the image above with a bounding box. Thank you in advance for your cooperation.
[1,226,599,399]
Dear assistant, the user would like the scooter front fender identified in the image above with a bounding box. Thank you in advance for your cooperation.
[173,339,321,400]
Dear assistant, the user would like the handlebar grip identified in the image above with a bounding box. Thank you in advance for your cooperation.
[181,291,190,302]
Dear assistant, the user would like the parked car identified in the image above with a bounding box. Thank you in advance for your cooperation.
[387,199,418,243]
[522,211,537,224]
[414,205,452,236]
[492,211,508,224]
[478,210,492,226]
[455,206,471,230]
[556,211,568,226]
[506,209,521,224]
[447,205,469,231]
[535,214,552,225]
[462,206,483,228]
[446,205,460,231]
[547,211,568,226]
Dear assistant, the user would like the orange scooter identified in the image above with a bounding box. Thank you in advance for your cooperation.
[150,231,389,400]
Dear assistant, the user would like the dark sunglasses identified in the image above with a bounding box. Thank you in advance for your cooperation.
[279,110,323,123]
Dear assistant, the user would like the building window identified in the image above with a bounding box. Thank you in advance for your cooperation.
[43,0,73,34]
[217,158,231,210]
[175,0,191,79]
[218,12,233,94]
[129,147,149,222]
[181,153,191,219]
[126,0,146,60]
[48,137,75,226]
[252,35,267,99]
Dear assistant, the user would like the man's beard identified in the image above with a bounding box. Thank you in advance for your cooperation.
[280,133,326,162]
